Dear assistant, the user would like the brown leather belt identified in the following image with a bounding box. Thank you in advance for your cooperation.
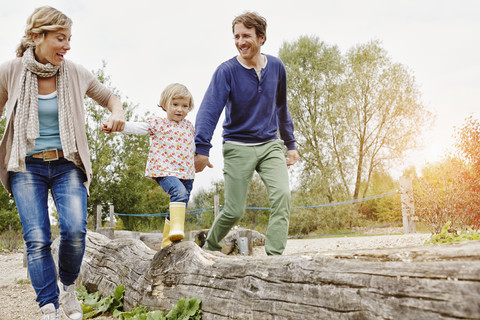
[30,149,64,161]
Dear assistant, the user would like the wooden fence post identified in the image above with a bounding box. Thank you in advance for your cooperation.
[96,204,102,231]
[109,204,115,228]
[399,176,416,234]
[95,204,114,239]
[214,194,220,218]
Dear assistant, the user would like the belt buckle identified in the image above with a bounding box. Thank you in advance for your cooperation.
[42,148,59,162]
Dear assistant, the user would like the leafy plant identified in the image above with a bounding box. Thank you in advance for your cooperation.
[426,221,480,244]
[163,296,202,320]
[77,285,124,318]
[77,285,202,320]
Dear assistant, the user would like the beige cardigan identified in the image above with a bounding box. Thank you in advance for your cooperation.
[0,58,115,196]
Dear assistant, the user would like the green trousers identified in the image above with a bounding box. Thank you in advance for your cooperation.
[205,140,291,255]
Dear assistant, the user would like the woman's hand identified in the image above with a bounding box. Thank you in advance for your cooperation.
[102,112,125,133]
[103,95,125,133]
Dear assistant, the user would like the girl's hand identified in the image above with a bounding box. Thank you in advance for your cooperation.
[101,122,111,134]
[195,154,213,172]
[286,149,299,166]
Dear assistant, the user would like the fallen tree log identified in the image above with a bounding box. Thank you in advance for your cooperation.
[79,231,480,319]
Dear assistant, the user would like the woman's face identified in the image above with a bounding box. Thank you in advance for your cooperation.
[33,28,71,66]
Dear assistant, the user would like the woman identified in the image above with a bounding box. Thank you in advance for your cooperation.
[0,6,125,320]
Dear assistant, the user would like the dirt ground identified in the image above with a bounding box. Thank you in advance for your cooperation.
[0,229,430,319]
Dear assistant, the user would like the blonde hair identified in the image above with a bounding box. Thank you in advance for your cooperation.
[16,6,72,57]
[158,83,194,112]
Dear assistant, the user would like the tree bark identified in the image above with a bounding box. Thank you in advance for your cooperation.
[80,231,480,320]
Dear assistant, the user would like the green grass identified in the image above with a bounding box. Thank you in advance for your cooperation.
[0,227,24,251]
[15,279,31,285]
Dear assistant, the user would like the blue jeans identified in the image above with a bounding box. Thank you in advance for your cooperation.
[10,157,87,308]
[155,176,193,219]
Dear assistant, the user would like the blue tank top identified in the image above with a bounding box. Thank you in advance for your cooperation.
[27,91,62,155]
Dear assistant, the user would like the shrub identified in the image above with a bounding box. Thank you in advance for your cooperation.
[413,116,480,234]
[413,157,480,234]
[0,209,21,232]
[0,226,23,251]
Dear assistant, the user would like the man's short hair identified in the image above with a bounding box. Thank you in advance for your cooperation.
[232,11,267,45]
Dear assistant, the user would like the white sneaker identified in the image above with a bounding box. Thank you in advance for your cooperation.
[40,303,60,320]
[58,281,83,320]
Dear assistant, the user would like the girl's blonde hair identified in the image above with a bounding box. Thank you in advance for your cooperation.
[158,83,194,112]
[16,6,72,57]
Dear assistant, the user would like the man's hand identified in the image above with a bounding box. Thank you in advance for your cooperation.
[286,149,299,166]
[195,154,213,172]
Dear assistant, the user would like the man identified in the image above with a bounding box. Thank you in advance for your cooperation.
[194,11,299,255]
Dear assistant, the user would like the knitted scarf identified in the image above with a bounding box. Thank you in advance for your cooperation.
[8,46,78,172]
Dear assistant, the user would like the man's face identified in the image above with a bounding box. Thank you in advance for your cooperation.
[233,23,264,63]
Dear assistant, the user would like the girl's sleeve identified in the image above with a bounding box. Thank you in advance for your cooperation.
[123,121,149,135]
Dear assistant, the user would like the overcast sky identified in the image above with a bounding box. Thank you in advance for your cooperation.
[1,0,479,196]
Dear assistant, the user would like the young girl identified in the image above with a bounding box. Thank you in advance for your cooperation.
[106,83,195,248]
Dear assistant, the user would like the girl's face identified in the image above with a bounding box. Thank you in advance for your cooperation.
[166,97,190,122]
[33,28,71,66]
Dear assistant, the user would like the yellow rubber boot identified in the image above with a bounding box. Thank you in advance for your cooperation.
[169,202,186,242]
[161,219,172,248]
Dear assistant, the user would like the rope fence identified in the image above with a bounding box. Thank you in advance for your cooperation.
[97,177,416,235]
[245,191,399,210]
[101,190,399,217]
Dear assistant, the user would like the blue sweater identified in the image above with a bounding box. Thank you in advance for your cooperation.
[195,55,296,156]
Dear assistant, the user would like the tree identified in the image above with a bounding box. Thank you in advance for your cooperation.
[359,169,401,223]
[453,116,480,229]
[279,36,346,202]
[84,62,120,218]
[279,37,432,204]
[344,40,431,200]
[84,62,170,230]
[455,115,480,171]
